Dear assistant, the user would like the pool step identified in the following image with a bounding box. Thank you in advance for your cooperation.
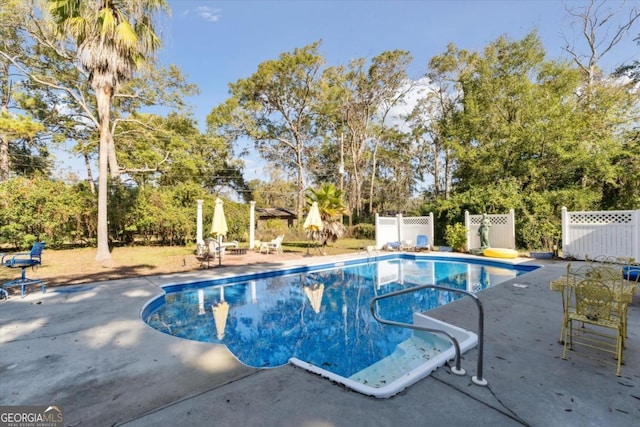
[290,314,478,398]
[349,333,448,388]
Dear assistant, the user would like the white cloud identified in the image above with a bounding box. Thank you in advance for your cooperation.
[384,77,435,132]
[196,6,221,22]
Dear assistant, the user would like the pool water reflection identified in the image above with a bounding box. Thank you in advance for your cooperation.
[144,256,534,379]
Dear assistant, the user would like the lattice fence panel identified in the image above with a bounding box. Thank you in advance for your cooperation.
[466,210,515,250]
[562,208,639,261]
[375,214,434,249]
[375,215,399,249]
[400,215,434,248]
[568,212,633,225]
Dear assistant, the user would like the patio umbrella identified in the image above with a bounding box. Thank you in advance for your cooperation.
[212,301,229,340]
[211,198,228,266]
[303,202,323,255]
[303,284,324,314]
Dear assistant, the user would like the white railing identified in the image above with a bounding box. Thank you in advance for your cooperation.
[375,213,435,250]
[465,210,516,250]
[561,207,640,261]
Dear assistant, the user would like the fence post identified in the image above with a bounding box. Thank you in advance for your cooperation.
[429,212,435,248]
[249,201,256,250]
[375,213,380,249]
[631,209,640,262]
[397,213,404,242]
[561,207,568,258]
[196,199,204,251]
[509,209,515,249]
[464,210,470,251]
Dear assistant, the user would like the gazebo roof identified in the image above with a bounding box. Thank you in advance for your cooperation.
[256,207,296,220]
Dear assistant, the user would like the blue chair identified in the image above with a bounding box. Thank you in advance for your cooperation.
[1,242,46,298]
[623,265,639,283]
[384,241,401,251]
[415,235,429,251]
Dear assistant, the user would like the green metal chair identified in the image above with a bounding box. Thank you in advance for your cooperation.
[562,278,625,376]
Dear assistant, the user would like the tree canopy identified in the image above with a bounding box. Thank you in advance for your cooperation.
[0,0,638,252]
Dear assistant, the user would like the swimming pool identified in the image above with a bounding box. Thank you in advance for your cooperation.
[142,254,538,397]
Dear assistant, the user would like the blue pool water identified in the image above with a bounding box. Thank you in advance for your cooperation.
[143,255,536,381]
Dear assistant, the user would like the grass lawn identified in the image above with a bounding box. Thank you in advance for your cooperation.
[0,238,375,288]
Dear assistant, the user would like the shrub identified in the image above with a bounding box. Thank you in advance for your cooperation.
[445,223,468,252]
[351,223,375,240]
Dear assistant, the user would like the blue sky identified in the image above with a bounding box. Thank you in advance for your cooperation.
[55,0,640,179]
[161,0,638,126]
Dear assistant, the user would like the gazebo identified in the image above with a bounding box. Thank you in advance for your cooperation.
[256,207,296,228]
[196,201,295,251]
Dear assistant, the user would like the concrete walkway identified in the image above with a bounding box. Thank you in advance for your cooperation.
[1,254,638,426]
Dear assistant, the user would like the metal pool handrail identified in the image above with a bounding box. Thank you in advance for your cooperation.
[370,284,487,386]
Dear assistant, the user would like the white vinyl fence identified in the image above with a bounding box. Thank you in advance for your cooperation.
[465,210,516,250]
[561,207,640,261]
[375,258,517,294]
[375,213,435,250]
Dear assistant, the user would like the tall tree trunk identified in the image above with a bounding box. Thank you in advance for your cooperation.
[95,85,113,262]
[350,141,361,218]
[107,132,120,179]
[0,131,8,182]
[349,129,367,219]
[444,148,452,200]
[368,140,379,214]
[0,77,9,181]
[432,143,441,196]
[296,149,304,223]
[0,60,9,181]
[83,151,96,194]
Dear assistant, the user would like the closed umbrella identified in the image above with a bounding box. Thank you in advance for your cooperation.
[303,202,323,256]
[304,284,324,314]
[212,301,229,340]
[211,198,228,266]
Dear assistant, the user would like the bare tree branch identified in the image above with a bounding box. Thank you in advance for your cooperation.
[0,50,99,126]
[563,0,640,85]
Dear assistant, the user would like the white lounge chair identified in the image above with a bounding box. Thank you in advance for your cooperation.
[220,240,239,249]
[260,234,284,254]
[200,238,225,268]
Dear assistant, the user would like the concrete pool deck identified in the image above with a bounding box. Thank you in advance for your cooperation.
[1,253,639,426]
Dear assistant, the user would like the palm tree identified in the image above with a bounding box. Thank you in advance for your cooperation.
[306,183,347,246]
[47,0,168,261]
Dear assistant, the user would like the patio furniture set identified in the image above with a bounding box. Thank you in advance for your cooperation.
[383,234,430,252]
[550,256,640,376]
